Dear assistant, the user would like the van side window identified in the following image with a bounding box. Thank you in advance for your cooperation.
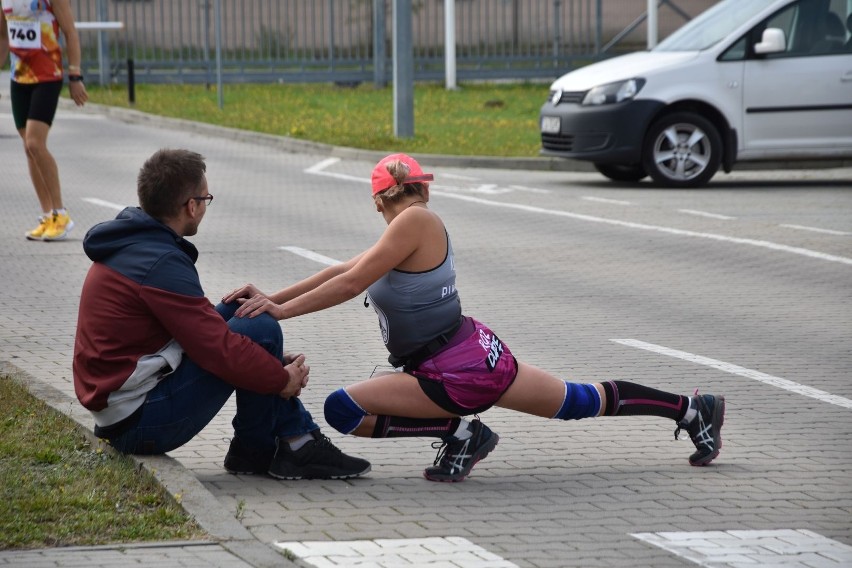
[751,0,850,58]
[720,37,748,61]
[720,3,798,61]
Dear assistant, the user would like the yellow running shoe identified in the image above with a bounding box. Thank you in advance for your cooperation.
[25,215,51,240]
[43,211,75,241]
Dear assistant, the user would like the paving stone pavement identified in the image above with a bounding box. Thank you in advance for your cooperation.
[2,74,850,568]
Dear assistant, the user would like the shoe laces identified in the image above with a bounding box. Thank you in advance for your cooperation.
[312,433,342,454]
[431,416,483,467]
[674,388,700,441]
[432,436,468,465]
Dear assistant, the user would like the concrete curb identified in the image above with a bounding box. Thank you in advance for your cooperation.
[0,362,294,568]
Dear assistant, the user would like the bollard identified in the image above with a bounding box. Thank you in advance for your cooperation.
[127,58,135,106]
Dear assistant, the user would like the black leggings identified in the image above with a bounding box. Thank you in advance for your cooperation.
[10,80,63,130]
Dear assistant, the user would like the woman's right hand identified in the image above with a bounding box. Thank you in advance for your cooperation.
[222,283,264,304]
[234,294,285,320]
[280,354,309,399]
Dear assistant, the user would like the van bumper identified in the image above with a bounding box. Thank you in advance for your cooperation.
[539,99,664,164]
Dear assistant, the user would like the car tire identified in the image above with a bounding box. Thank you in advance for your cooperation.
[594,163,647,182]
[642,111,722,188]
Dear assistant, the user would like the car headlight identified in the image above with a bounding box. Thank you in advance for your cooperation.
[582,78,645,106]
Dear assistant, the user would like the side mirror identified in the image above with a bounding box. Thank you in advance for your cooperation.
[754,28,786,54]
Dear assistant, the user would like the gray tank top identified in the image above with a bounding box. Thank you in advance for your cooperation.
[366,232,461,358]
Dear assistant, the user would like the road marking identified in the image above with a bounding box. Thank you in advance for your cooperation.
[275,537,519,568]
[582,195,632,205]
[632,529,852,567]
[443,172,479,181]
[780,223,851,236]
[83,197,126,211]
[612,339,852,410]
[679,209,736,220]
[304,157,358,182]
[305,157,340,173]
[278,246,339,266]
[436,192,852,265]
[304,160,852,266]
[466,183,512,194]
[509,184,551,194]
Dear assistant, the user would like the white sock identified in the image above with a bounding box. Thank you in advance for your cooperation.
[288,433,314,451]
[54,208,67,216]
[681,398,698,424]
[452,419,473,441]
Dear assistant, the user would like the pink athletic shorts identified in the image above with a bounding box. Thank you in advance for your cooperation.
[411,317,518,413]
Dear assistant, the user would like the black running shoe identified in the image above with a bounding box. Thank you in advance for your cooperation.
[423,419,499,482]
[223,437,274,475]
[268,430,371,480]
[675,393,725,466]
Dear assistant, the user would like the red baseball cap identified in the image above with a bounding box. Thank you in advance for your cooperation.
[371,153,433,196]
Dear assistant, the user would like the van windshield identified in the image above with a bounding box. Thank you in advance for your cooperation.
[654,0,778,51]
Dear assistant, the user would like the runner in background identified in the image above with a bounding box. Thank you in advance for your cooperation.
[0,0,88,241]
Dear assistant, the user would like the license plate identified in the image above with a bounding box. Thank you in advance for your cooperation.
[541,116,560,134]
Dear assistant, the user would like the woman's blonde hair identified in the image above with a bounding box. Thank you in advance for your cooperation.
[373,159,427,205]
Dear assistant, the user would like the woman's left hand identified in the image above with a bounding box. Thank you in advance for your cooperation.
[235,294,286,320]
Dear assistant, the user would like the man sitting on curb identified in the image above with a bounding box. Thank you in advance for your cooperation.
[73,148,370,480]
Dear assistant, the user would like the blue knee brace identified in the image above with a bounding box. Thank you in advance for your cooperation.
[324,388,368,434]
[553,382,602,420]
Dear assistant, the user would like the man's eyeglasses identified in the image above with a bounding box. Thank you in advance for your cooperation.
[184,194,214,206]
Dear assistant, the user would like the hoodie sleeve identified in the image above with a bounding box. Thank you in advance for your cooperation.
[139,250,291,394]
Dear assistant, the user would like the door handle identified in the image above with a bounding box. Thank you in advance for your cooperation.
[842,71,852,82]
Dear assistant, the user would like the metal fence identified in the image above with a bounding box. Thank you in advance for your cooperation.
[73,0,716,86]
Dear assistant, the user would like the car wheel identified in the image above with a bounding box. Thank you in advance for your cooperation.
[594,163,647,182]
[642,112,722,188]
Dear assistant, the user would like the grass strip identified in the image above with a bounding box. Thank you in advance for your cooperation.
[83,81,548,157]
[0,373,205,550]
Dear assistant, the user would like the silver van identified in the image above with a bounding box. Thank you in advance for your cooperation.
[540,0,852,187]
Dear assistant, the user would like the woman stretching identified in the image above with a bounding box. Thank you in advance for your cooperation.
[226,153,725,482]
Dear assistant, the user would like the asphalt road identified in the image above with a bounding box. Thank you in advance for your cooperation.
[1,92,850,567]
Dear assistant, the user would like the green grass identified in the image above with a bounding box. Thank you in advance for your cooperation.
[0,373,205,550]
[83,82,548,157]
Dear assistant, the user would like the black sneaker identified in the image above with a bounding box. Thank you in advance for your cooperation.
[224,437,274,475]
[268,430,371,480]
[423,419,499,482]
[675,393,725,466]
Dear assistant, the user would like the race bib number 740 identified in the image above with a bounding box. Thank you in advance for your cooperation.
[8,20,41,49]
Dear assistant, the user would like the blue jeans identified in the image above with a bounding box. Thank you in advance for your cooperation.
[108,302,318,455]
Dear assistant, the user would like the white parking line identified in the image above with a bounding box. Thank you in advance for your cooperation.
[679,209,736,220]
[509,184,551,194]
[780,223,851,236]
[275,537,519,568]
[83,197,126,211]
[632,529,852,567]
[304,160,852,266]
[278,246,340,266]
[435,192,852,266]
[442,172,479,181]
[305,157,340,173]
[582,195,632,205]
[612,339,852,410]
